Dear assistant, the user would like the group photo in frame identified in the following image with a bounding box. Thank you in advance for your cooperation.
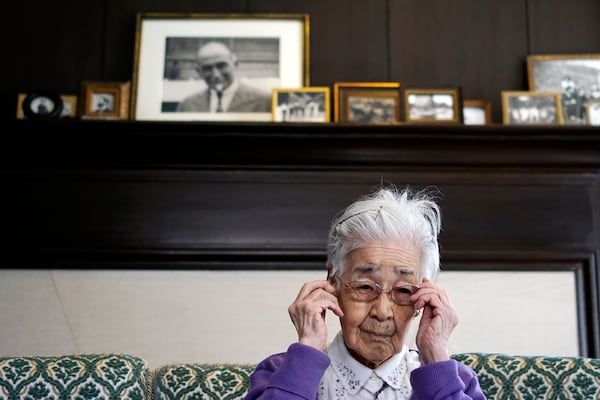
[272,87,330,122]
[131,13,309,122]
[79,81,130,120]
[501,91,564,125]
[526,54,600,125]
[462,99,492,125]
[333,82,401,123]
[402,87,462,123]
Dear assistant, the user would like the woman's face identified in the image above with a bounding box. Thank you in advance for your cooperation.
[335,239,421,368]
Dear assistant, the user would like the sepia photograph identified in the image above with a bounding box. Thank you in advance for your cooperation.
[527,54,600,125]
[131,13,309,122]
[272,87,330,122]
[333,82,401,123]
[501,91,563,125]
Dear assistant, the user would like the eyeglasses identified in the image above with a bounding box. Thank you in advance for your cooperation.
[337,277,419,306]
[200,61,231,73]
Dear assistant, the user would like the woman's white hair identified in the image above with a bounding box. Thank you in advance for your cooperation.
[326,185,442,282]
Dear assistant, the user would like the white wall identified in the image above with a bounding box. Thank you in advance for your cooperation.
[0,269,578,367]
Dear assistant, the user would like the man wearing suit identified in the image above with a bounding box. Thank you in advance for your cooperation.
[176,41,272,113]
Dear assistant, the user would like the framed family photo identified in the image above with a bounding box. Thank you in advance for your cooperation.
[462,99,492,125]
[131,13,309,122]
[501,91,563,125]
[402,87,462,123]
[333,82,401,123]
[272,87,330,122]
[80,81,130,120]
[526,54,600,125]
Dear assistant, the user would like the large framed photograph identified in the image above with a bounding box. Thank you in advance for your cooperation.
[131,13,309,122]
[526,54,600,125]
[462,99,492,125]
[272,87,330,122]
[80,81,130,120]
[333,82,401,123]
[402,87,462,123]
[501,91,564,125]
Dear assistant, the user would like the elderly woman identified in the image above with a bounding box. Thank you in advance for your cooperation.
[245,186,486,400]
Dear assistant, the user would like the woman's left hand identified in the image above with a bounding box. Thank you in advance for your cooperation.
[412,278,458,364]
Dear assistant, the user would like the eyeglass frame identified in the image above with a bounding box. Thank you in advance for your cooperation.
[335,275,420,306]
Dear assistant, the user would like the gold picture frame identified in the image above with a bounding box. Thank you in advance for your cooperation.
[16,93,78,119]
[526,54,600,125]
[131,12,310,122]
[501,91,564,125]
[80,80,130,120]
[333,82,401,123]
[272,87,330,122]
[402,87,462,123]
[462,99,492,125]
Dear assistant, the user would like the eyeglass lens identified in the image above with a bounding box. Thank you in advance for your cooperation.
[345,280,417,305]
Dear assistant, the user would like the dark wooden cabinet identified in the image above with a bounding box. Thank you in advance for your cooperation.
[1,118,599,356]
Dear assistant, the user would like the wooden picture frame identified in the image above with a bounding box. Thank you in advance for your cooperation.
[80,81,130,120]
[16,93,78,119]
[526,54,600,125]
[272,87,330,122]
[585,99,600,126]
[402,87,462,123]
[333,82,401,123]
[131,12,309,122]
[462,99,492,125]
[501,91,564,125]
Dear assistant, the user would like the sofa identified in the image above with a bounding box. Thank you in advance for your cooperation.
[1,352,599,400]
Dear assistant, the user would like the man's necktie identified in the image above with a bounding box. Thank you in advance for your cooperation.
[216,90,223,112]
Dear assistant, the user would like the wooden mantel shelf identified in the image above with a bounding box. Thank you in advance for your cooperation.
[4,118,600,169]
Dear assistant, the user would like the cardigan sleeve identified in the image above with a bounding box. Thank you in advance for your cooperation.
[410,359,487,400]
[245,343,331,400]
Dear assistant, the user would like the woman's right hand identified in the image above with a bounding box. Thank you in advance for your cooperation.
[288,280,344,351]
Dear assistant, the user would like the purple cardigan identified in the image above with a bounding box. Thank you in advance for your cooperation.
[245,343,486,400]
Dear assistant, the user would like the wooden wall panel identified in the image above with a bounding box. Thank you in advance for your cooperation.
[527,0,600,54]
[388,0,529,123]
[250,0,390,85]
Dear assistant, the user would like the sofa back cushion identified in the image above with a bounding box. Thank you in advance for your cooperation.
[451,352,600,400]
[0,353,151,400]
[153,363,255,400]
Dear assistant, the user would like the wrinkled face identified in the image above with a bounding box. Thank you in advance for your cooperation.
[196,43,237,91]
[335,239,421,368]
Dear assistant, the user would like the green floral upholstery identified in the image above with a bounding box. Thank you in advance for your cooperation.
[0,354,151,400]
[451,352,600,400]
[152,363,255,400]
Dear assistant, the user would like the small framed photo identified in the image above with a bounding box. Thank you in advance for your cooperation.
[333,82,401,123]
[16,93,77,119]
[462,99,492,125]
[501,91,564,125]
[526,54,600,125]
[272,87,330,122]
[585,99,600,126]
[80,81,130,120]
[131,13,309,122]
[402,87,462,123]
